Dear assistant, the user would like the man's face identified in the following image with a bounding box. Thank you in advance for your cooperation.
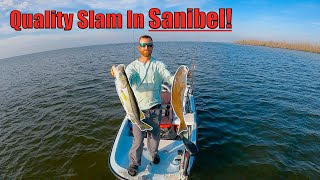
[138,38,153,57]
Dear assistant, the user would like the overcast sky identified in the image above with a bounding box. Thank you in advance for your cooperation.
[0,0,320,59]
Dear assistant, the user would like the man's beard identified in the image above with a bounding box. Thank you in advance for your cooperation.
[141,50,151,57]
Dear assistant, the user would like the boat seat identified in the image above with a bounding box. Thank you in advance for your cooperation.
[160,91,174,128]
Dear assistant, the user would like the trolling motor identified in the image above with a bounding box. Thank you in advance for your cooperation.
[180,134,199,156]
[179,132,199,176]
[179,67,199,176]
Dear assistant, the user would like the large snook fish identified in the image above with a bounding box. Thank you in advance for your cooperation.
[171,65,189,135]
[112,64,153,131]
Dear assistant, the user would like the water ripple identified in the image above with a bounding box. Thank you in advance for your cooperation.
[1,42,320,179]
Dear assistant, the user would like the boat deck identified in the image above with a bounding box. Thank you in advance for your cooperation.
[115,136,185,179]
[111,112,196,179]
[112,129,185,179]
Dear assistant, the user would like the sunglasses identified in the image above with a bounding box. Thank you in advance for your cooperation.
[139,42,153,48]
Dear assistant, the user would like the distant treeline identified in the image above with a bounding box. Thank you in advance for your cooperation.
[235,40,320,54]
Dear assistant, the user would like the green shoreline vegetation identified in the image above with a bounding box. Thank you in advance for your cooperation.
[235,40,320,54]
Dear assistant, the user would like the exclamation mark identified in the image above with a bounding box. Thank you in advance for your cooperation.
[219,8,225,29]
[226,8,232,29]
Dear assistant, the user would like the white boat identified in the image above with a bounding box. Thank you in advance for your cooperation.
[109,83,198,180]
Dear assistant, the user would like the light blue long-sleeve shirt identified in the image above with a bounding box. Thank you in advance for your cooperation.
[125,57,174,110]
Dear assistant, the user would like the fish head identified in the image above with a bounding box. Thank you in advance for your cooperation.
[113,64,129,88]
[174,65,189,84]
[183,65,189,74]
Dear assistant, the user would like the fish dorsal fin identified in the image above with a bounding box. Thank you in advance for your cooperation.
[140,110,145,120]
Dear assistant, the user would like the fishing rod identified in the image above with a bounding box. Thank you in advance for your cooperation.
[132,29,136,60]
[171,37,199,177]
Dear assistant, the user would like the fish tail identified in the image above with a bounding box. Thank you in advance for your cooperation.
[177,121,188,135]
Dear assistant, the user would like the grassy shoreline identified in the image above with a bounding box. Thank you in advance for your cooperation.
[234,40,320,54]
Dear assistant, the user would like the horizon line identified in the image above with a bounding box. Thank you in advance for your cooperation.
[0,41,232,60]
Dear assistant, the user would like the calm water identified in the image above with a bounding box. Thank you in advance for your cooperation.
[0,42,320,179]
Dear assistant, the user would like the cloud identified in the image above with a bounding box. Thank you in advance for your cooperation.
[82,0,140,11]
[0,25,45,34]
[0,0,29,11]
[312,22,320,26]
[15,1,28,10]
[0,0,80,14]
[1,0,210,14]
[164,0,208,9]
[0,30,134,59]
[0,25,16,34]
[0,0,152,13]
[0,0,14,10]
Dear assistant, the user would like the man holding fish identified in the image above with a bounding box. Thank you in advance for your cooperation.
[110,35,188,176]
